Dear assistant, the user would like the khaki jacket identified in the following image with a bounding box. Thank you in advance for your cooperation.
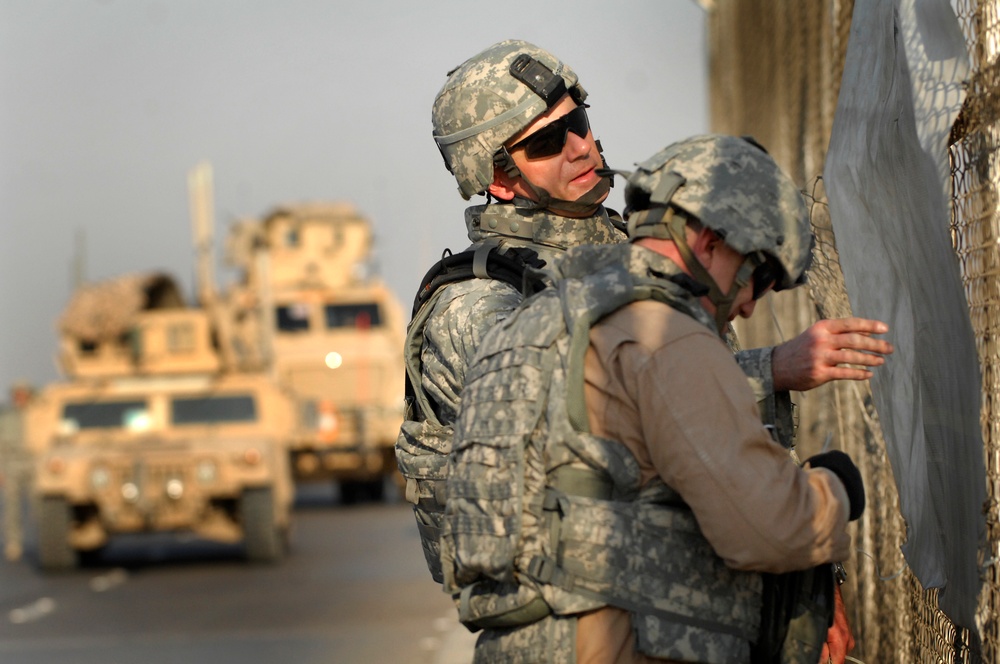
[577,299,850,663]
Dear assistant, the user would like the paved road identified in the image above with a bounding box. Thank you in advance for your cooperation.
[0,485,477,664]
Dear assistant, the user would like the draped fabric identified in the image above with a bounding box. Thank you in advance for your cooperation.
[59,272,184,341]
[825,0,987,630]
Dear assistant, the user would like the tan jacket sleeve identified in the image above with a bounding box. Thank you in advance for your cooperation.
[585,301,851,574]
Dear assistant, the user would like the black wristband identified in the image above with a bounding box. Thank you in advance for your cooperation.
[806,450,865,521]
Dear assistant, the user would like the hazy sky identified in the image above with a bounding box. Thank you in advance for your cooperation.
[0,0,708,389]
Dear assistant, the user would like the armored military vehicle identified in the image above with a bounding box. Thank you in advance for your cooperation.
[223,203,406,502]
[28,371,295,570]
[25,272,295,570]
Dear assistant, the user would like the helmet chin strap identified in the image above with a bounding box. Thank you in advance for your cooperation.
[493,148,611,217]
[633,207,757,334]
[664,213,761,333]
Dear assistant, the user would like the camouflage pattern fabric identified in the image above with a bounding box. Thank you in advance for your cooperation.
[396,202,624,584]
[729,341,798,451]
[59,272,184,341]
[472,612,578,664]
[726,331,774,402]
[625,135,812,292]
[445,243,762,663]
[398,194,791,588]
[422,203,624,424]
[622,133,813,452]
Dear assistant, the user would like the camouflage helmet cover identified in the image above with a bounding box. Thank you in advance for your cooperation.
[625,134,813,291]
[432,40,585,200]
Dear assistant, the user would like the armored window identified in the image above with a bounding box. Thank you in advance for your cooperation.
[171,394,257,425]
[167,323,195,352]
[63,400,148,431]
[324,303,381,329]
[276,303,311,332]
[284,228,299,247]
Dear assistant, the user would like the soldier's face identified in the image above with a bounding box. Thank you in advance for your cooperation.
[729,284,758,320]
[492,95,608,216]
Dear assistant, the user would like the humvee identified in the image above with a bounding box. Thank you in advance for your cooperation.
[26,273,295,570]
[224,203,406,501]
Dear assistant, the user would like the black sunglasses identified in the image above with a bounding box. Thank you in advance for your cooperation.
[507,105,591,159]
[751,257,781,300]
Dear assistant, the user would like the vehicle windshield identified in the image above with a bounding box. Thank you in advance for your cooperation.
[324,303,380,329]
[171,394,257,425]
[276,303,310,332]
[62,400,149,432]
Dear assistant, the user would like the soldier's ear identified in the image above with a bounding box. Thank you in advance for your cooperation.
[488,169,518,202]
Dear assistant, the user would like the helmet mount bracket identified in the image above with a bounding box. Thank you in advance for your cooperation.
[509,54,566,108]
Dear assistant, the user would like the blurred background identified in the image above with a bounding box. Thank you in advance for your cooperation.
[0,0,709,388]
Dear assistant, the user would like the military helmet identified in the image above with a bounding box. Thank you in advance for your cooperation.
[624,134,812,292]
[432,40,586,200]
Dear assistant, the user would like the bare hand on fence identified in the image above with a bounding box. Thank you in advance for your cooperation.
[771,318,893,392]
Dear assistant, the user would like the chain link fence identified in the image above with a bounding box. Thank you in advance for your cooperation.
[708,1,998,661]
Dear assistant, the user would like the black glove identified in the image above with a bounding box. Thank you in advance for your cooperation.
[805,450,865,521]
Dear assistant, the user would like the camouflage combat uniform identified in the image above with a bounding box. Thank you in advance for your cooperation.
[400,206,796,586]
[419,202,625,424]
[399,42,804,650]
[444,242,851,664]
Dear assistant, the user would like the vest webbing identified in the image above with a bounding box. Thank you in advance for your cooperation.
[395,242,547,584]
[404,241,546,422]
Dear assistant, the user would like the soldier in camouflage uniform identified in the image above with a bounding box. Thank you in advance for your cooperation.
[397,39,624,582]
[0,382,34,562]
[420,39,621,426]
[405,37,892,459]
[443,135,867,663]
[397,40,889,658]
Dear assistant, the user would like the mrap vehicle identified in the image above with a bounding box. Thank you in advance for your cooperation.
[223,203,406,502]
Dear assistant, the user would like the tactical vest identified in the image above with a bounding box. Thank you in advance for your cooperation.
[395,203,625,584]
[441,243,763,664]
[396,242,546,582]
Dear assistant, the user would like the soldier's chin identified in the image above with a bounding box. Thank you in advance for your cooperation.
[576,175,611,204]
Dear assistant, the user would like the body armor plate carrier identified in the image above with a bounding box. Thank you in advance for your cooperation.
[442,243,764,663]
[396,242,546,583]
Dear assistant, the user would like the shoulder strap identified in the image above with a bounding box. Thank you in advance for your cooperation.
[561,255,709,433]
[409,244,547,318]
[403,244,550,423]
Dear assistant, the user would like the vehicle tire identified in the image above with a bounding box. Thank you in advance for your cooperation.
[38,497,77,571]
[78,546,106,568]
[241,487,283,563]
[339,478,384,505]
[338,480,360,505]
[366,477,386,502]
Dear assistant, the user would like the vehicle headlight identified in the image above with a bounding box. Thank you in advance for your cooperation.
[90,466,110,490]
[195,459,217,484]
[165,478,184,500]
[121,483,140,503]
